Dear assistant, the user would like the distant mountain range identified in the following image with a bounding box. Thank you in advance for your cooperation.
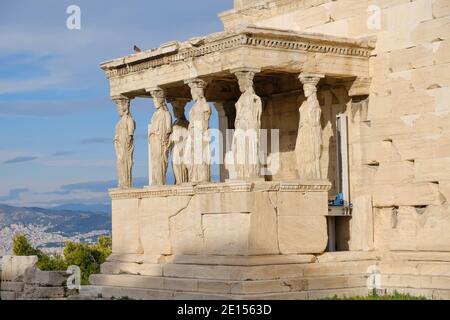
[51,203,111,214]
[0,204,111,255]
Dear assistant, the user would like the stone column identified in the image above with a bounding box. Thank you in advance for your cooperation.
[113,95,136,189]
[185,78,211,183]
[230,67,263,181]
[295,72,325,180]
[147,88,173,186]
[169,98,190,184]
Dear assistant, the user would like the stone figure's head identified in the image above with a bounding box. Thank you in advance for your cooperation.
[235,71,255,93]
[114,96,130,117]
[298,73,323,99]
[303,83,317,98]
[186,78,207,102]
[151,89,167,110]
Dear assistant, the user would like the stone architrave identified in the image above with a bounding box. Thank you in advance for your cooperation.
[113,96,136,189]
[185,78,211,183]
[295,73,325,180]
[148,89,173,186]
[169,99,190,184]
[231,68,262,180]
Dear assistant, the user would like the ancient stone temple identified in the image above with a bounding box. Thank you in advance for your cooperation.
[90,0,450,299]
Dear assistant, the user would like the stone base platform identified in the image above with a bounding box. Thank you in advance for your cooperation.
[89,251,450,300]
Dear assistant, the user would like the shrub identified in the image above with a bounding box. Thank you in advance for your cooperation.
[12,234,40,256]
[12,233,67,270]
[64,238,111,284]
[12,234,111,284]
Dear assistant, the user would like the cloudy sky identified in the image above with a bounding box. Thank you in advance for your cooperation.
[0,0,231,207]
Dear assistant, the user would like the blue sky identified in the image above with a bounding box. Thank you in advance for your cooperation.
[0,1,231,207]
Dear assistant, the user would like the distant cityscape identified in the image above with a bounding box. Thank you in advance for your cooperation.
[0,204,111,256]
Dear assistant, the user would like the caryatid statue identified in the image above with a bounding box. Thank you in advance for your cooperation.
[185,78,211,183]
[149,89,173,186]
[113,96,136,189]
[295,73,325,180]
[231,68,262,180]
[169,99,190,184]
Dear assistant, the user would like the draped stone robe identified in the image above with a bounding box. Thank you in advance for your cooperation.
[295,97,322,179]
[114,114,136,188]
[232,90,262,179]
[170,118,190,184]
[187,98,211,183]
[149,108,173,185]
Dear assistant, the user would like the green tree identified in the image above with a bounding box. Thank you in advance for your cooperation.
[13,234,68,271]
[12,234,40,256]
[64,236,112,284]
[12,234,111,284]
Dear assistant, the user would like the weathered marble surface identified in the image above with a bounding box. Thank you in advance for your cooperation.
[113,97,135,189]
[109,181,331,256]
[170,99,190,184]
[149,89,172,186]
[231,68,263,180]
[185,79,211,183]
[295,73,324,180]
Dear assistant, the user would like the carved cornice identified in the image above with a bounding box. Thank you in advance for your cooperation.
[109,180,331,199]
[101,27,373,80]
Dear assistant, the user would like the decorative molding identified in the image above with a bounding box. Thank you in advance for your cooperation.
[111,95,131,102]
[230,67,261,74]
[147,87,165,99]
[102,29,373,79]
[298,72,325,86]
[109,180,331,199]
[184,78,208,89]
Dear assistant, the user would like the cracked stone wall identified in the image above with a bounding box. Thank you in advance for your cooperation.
[111,188,329,257]
[224,0,450,252]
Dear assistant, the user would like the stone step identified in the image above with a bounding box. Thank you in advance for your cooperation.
[166,254,317,266]
[90,273,369,295]
[97,283,450,300]
[98,285,372,300]
[306,287,370,300]
[380,274,450,290]
[378,261,450,276]
[382,251,450,263]
[0,291,21,300]
[316,251,380,263]
[78,285,103,299]
[100,262,163,276]
[301,260,376,277]
[162,260,375,280]
[98,260,375,280]
[0,281,24,292]
[382,287,450,300]
[100,285,231,300]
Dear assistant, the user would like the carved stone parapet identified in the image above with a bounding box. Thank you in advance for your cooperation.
[109,180,332,199]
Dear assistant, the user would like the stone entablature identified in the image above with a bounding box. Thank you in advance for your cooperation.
[109,180,331,199]
[101,27,372,89]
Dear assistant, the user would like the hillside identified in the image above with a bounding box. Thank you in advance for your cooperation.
[0,204,111,255]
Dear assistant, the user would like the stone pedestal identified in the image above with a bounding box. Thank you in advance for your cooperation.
[93,180,333,299]
[109,180,331,257]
